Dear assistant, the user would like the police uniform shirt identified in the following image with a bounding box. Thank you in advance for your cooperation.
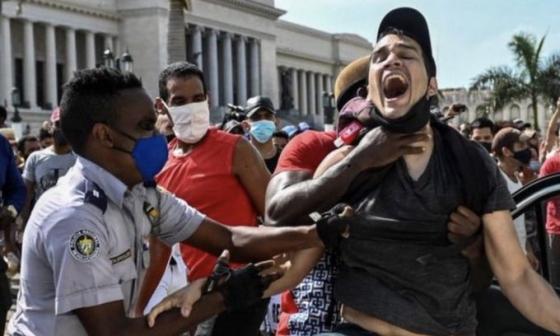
[8,156,205,336]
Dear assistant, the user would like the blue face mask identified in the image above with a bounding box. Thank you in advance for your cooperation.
[250,120,276,144]
[111,128,169,183]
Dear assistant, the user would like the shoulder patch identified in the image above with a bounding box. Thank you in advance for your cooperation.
[69,229,100,262]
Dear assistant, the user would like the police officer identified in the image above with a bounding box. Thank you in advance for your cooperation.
[8,68,334,336]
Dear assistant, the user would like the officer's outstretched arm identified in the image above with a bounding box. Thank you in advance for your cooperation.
[74,291,225,335]
[185,216,324,262]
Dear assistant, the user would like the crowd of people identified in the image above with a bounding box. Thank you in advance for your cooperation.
[2,6,560,336]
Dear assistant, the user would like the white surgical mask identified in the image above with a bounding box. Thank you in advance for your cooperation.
[168,100,210,144]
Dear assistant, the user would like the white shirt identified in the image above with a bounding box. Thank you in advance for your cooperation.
[500,169,527,252]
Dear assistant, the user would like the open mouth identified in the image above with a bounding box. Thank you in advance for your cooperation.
[382,74,409,100]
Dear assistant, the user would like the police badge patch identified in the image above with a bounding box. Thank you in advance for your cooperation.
[69,230,100,262]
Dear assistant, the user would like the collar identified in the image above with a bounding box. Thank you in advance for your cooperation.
[75,156,128,208]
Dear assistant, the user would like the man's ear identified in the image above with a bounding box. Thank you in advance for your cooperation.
[427,77,438,97]
[241,120,251,133]
[91,123,114,148]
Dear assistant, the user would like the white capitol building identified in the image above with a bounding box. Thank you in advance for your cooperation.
[0,0,554,134]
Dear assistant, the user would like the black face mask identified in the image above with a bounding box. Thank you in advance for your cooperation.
[368,92,432,134]
[476,141,492,153]
[53,128,68,147]
[513,148,532,166]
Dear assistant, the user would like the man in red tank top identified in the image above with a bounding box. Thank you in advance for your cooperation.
[136,62,271,335]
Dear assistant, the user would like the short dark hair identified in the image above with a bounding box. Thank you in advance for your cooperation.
[39,128,52,141]
[158,62,207,103]
[377,27,436,78]
[471,117,495,134]
[17,135,38,153]
[492,127,524,157]
[59,67,143,155]
[272,131,289,140]
[0,106,6,122]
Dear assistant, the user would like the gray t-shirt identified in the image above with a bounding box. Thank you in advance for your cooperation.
[336,129,515,336]
[22,147,76,201]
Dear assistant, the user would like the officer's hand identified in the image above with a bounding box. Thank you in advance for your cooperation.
[146,278,206,327]
[349,127,429,171]
[448,206,483,258]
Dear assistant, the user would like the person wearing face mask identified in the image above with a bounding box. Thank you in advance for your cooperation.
[243,96,280,172]
[470,117,496,152]
[292,8,560,336]
[491,127,538,264]
[8,67,344,336]
[20,108,76,224]
[136,62,273,335]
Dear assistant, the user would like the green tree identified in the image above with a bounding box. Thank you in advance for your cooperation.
[470,33,560,130]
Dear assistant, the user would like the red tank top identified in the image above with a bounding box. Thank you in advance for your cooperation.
[156,129,258,281]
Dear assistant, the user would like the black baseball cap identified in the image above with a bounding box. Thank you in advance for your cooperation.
[377,7,436,77]
[245,96,275,118]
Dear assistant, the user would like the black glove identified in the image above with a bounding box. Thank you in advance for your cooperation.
[311,203,352,252]
[203,251,278,312]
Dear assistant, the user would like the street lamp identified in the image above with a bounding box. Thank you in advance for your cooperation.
[103,48,115,69]
[120,49,134,73]
[102,48,134,73]
[11,87,23,140]
[322,91,335,130]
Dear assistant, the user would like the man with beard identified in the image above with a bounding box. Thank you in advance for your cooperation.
[264,54,486,335]
[21,108,76,222]
[305,7,560,335]
[262,7,560,336]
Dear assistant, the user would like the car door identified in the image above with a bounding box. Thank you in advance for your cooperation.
[476,173,560,336]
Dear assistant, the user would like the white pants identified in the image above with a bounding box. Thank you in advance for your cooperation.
[144,244,188,315]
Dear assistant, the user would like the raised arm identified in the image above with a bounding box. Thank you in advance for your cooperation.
[483,210,560,334]
[266,129,428,227]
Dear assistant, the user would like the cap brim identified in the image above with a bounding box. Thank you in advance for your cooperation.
[247,107,275,118]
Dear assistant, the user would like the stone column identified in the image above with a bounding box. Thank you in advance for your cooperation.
[249,38,260,96]
[104,34,114,51]
[191,26,203,69]
[0,16,14,106]
[326,75,333,94]
[235,35,247,104]
[316,73,324,119]
[65,27,77,82]
[85,30,96,68]
[45,23,58,108]
[113,37,121,56]
[23,19,37,108]
[290,68,299,111]
[308,72,316,116]
[206,28,219,109]
[299,70,308,116]
[221,32,234,105]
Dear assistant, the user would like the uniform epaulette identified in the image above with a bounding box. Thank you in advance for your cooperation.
[78,180,108,213]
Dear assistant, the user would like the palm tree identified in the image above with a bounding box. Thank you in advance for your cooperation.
[470,33,560,130]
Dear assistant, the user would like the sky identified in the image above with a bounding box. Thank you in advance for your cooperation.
[275,0,560,89]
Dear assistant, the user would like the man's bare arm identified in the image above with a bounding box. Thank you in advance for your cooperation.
[484,210,560,334]
[266,130,428,227]
[184,217,323,262]
[233,137,270,216]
